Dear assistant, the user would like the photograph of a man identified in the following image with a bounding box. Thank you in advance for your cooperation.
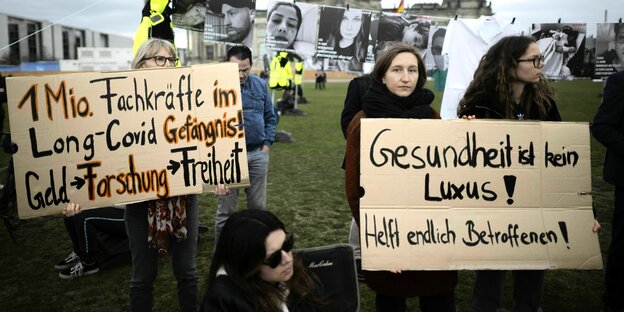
[206,0,255,47]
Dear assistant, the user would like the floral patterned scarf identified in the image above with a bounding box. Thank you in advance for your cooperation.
[147,195,188,257]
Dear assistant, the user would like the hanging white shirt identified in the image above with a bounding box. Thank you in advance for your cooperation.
[440,16,523,119]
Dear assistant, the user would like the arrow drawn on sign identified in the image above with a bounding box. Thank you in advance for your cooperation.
[70,176,85,189]
[167,160,180,175]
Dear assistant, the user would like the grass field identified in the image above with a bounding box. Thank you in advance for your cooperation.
[0,79,614,311]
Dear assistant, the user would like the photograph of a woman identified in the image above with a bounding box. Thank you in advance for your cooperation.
[316,7,371,63]
[266,1,301,50]
[265,1,318,55]
[595,23,624,78]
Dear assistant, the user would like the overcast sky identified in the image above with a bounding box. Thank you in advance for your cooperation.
[1,0,623,49]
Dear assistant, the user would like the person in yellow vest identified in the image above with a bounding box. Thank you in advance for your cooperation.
[269,51,293,89]
[133,0,175,56]
[293,56,308,103]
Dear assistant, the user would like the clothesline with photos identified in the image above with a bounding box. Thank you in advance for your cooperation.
[193,0,622,75]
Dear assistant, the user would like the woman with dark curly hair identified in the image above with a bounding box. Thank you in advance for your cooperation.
[458,36,560,121]
[458,35,560,312]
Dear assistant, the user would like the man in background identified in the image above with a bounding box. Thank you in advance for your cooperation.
[592,69,624,312]
[215,45,276,241]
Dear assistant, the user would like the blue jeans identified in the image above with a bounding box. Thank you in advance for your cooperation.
[215,149,269,241]
[125,195,199,312]
[472,270,544,312]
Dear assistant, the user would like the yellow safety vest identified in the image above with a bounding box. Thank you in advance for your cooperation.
[133,0,178,66]
[269,52,292,89]
[294,62,303,86]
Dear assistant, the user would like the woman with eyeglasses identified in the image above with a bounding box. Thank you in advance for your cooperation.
[458,36,558,312]
[202,209,324,311]
[458,36,560,122]
[126,38,199,312]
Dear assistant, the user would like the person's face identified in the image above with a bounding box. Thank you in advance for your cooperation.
[257,230,294,283]
[432,35,445,70]
[142,47,176,69]
[340,10,362,42]
[515,43,544,84]
[184,4,206,26]
[267,4,299,49]
[402,23,425,49]
[382,52,419,97]
[229,56,251,85]
[615,27,624,65]
[222,4,252,42]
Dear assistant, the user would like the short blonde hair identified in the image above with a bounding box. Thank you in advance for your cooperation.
[132,39,177,69]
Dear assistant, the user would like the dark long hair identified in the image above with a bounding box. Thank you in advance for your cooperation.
[326,8,369,62]
[372,42,427,89]
[207,210,322,311]
[458,36,554,119]
[268,2,302,35]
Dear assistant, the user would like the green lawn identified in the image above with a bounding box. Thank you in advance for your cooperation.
[0,79,613,311]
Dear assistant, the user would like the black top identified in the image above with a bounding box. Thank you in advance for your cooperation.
[591,70,624,187]
[459,95,562,122]
[202,275,324,312]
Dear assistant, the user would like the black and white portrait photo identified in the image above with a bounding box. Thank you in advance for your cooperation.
[533,23,587,80]
[377,13,431,53]
[265,0,318,56]
[204,0,255,47]
[595,23,624,79]
[315,6,371,63]
[172,0,207,32]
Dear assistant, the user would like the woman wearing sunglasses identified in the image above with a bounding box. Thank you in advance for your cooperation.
[202,209,324,311]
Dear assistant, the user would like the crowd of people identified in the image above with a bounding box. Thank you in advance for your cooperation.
[32,31,622,312]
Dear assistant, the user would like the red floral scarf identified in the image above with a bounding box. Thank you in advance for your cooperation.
[147,196,188,257]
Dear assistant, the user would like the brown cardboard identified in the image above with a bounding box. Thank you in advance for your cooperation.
[6,63,249,219]
[359,119,601,270]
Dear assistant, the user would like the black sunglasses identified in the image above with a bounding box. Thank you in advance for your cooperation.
[263,233,294,268]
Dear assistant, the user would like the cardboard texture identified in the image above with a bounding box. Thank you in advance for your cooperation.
[6,63,250,219]
[359,119,601,270]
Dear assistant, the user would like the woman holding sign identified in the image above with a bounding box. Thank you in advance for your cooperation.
[345,43,457,311]
[126,38,199,312]
[457,36,561,312]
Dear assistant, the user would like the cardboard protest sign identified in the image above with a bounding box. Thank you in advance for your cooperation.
[359,119,601,270]
[6,63,249,219]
